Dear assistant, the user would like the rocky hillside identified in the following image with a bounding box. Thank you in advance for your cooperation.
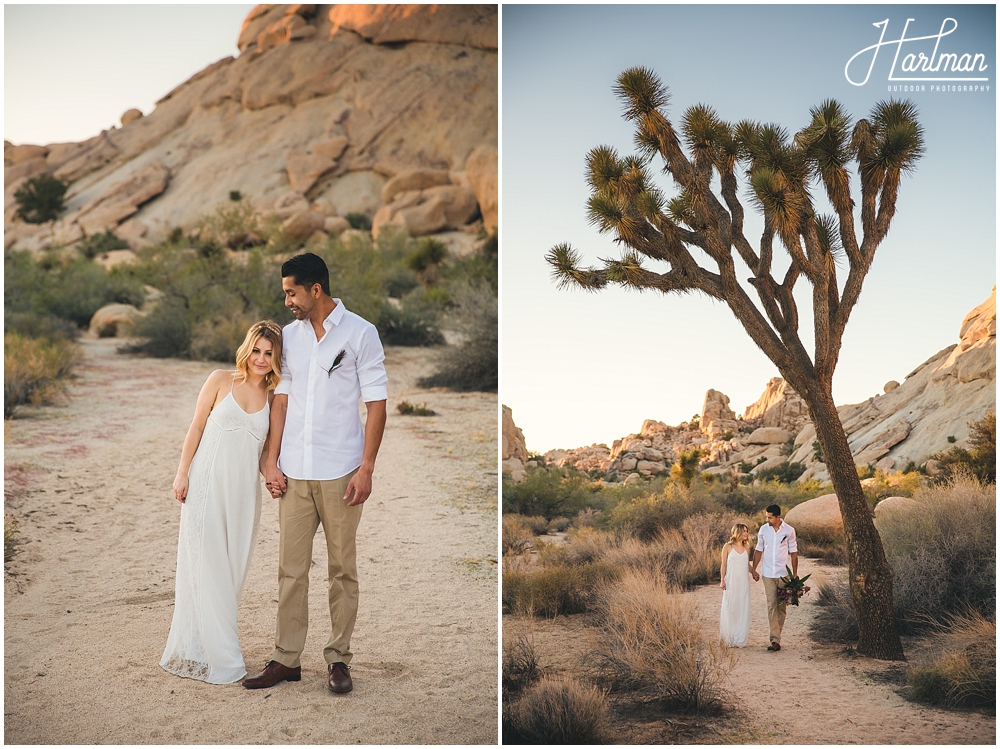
[504,287,996,483]
[5,5,497,257]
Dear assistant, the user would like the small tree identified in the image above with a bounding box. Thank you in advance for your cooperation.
[547,67,925,660]
[670,448,703,487]
[14,173,68,224]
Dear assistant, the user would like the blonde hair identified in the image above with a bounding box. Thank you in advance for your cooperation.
[234,320,282,392]
[729,523,751,548]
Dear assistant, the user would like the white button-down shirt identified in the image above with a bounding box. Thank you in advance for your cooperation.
[274,300,388,481]
[755,520,798,578]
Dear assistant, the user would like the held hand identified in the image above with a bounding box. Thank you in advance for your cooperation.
[751,570,760,582]
[173,474,188,503]
[265,465,286,499]
[720,581,726,590]
[344,468,373,507]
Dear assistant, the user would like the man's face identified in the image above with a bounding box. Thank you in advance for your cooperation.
[282,277,317,319]
[766,512,781,529]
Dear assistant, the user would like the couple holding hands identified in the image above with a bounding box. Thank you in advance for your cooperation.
[159,252,388,694]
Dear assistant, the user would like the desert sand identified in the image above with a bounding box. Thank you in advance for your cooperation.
[512,556,995,744]
[4,338,498,744]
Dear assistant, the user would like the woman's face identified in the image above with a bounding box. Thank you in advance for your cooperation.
[741,528,749,542]
[249,336,274,375]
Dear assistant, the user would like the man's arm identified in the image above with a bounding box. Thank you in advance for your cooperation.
[265,394,288,497]
[344,399,387,506]
[789,552,798,577]
[751,549,762,581]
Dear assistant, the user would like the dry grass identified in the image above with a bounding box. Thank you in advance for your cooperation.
[593,568,735,713]
[809,574,859,643]
[503,676,609,744]
[502,514,534,555]
[4,333,77,418]
[907,609,995,709]
[502,562,618,618]
[502,633,541,701]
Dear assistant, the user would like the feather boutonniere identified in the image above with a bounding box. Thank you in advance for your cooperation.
[326,349,347,377]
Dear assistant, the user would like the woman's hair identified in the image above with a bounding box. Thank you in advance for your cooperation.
[234,320,283,391]
[729,523,751,547]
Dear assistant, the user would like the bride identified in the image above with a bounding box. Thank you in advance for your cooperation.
[719,522,754,647]
[160,320,283,683]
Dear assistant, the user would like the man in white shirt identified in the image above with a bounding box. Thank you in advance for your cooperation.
[750,504,798,651]
[243,253,388,694]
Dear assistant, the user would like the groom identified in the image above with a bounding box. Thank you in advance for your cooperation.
[750,504,798,651]
[243,252,388,694]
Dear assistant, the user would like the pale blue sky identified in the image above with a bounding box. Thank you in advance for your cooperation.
[502,4,996,452]
[4,4,255,145]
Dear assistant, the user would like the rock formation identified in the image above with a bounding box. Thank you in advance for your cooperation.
[544,288,995,484]
[5,5,497,254]
[502,404,528,483]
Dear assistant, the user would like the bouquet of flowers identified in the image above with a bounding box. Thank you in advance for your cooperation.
[777,566,811,606]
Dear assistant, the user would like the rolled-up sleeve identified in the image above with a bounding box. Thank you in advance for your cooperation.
[274,336,292,396]
[755,527,765,552]
[787,526,797,554]
[356,324,388,402]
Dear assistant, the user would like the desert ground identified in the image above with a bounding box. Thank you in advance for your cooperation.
[507,556,996,745]
[5,337,498,744]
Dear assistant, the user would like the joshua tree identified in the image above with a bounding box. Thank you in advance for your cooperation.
[547,67,925,660]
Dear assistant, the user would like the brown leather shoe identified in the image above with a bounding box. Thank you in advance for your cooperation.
[768,642,781,651]
[242,660,301,689]
[327,662,353,693]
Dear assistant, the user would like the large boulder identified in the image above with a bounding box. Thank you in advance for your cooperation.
[121,109,144,126]
[747,427,792,445]
[5,144,48,166]
[743,377,811,433]
[873,496,918,524]
[286,150,336,193]
[464,145,497,231]
[502,404,528,463]
[88,303,143,337]
[701,388,738,437]
[784,494,844,544]
[381,168,452,204]
[373,184,478,238]
[328,4,498,50]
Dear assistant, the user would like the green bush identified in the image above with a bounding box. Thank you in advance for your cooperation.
[14,173,67,223]
[754,461,806,483]
[4,333,77,418]
[189,311,261,362]
[78,230,129,260]
[417,281,497,391]
[502,469,598,520]
[344,212,371,231]
[377,291,445,346]
[604,482,723,541]
[4,312,78,342]
[503,677,608,744]
[876,476,995,631]
[928,411,996,484]
[502,515,535,555]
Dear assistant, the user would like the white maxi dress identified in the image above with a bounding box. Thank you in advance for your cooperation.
[160,385,268,683]
[719,546,751,647]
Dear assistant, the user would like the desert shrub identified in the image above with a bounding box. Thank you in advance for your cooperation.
[344,212,371,231]
[877,475,995,630]
[4,514,20,563]
[527,516,551,536]
[928,411,996,484]
[502,633,541,701]
[129,298,193,358]
[809,575,860,643]
[406,237,448,273]
[502,515,535,555]
[547,516,571,533]
[571,507,602,528]
[503,677,608,744]
[5,250,145,330]
[314,233,386,325]
[4,312,78,342]
[700,477,827,516]
[14,173,67,223]
[189,311,260,362]
[377,291,445,346]
[4,333,77,418]
[418,280,496,391]
[196,200,275,250]
[385,265,421,298]
[502,561,618,617]
[594,568,735,712]
[396,400,435,416]
[907,610,995,709]
[502,469,598,520]
[229,190,242,201]
[863,470,924,504]
[755,461,806,484]
[603,482,723,541]
[78,230,129,259]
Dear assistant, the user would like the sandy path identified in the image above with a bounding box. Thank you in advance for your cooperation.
[5,338,498,744]
[686,557,995,745]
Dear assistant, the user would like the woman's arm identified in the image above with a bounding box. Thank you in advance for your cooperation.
[719,543,730,589]
[172,370,229,502]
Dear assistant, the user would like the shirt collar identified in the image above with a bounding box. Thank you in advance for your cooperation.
[324,299,346,328]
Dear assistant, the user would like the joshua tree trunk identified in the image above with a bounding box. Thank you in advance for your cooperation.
[794,383,904,659]
[547,67,924,660]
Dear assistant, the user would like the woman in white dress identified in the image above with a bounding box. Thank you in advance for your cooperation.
[719,522,753,647]
[160,321,283,683]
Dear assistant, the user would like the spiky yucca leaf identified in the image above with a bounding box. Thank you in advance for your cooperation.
[545,244,608,290]
[749,167,804,246]
[635,188,665,221]
[796,99,853,168]
[666,192,695,226]
[586,193,625,233]
[681,104,726,152]
[614,67,670,122]
[813,214,845,266]
[587,146,625,191]
[604,251,647,286]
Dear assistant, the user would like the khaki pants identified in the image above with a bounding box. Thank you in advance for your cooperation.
[272,471,362,667]
[762,576,787,645]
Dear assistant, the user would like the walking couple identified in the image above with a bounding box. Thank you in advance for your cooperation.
[159,252,388,693]
[719,504,798,650]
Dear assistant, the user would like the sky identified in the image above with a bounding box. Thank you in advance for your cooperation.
[502,3,997,453]
[4,4,255,146]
